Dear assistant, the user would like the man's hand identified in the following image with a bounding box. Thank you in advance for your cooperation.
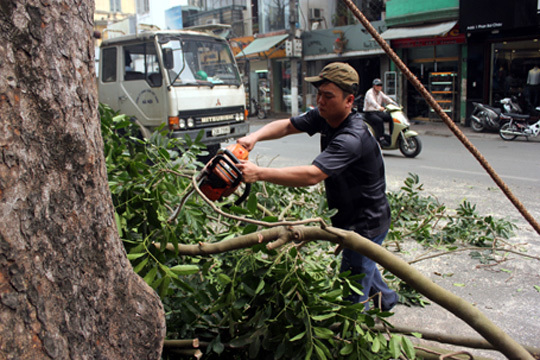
[237,160,260,183]
[236,134,257,152]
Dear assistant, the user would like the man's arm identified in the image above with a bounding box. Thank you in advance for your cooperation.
[237,161,328,187]
[237,119,301,151]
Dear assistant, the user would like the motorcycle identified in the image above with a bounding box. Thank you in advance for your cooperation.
[365,104,422,158]
[500,96,522,113]
[469,102,505,132]
[250,97,266,119]
[469,97,522,132]
[499,107,540,141]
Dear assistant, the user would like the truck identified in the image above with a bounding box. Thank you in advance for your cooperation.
[98,30,249,155]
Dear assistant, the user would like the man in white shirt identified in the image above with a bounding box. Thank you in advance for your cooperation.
[363,78,396,146]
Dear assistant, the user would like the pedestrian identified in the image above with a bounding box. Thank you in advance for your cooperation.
[363,78,397,146]
[236,62,398,311]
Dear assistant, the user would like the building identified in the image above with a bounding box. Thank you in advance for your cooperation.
[381,0,464,122]
[460,0,540,119]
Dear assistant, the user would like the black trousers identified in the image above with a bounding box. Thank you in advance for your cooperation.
[364,111,393,139]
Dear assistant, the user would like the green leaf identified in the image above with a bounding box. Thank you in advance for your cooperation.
[170,264,199,276]
[314,344,327,360]
[313,327,333,339]
[311,313,335,321]
[255,279,265,294]
[127,253,146,260]
[143,267,157,286]
[371,335,380,353]
[534,285,540,293]
[133,257,149,273]
[290,331,305,342]
[247,191,258,214]
[453,283,466,287]
[339,343,354,356]
[389,335,401,358]
[218,273,232,285]
[401,336,416,358]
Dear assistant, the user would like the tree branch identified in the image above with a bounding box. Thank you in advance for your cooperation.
[165,225,534,360]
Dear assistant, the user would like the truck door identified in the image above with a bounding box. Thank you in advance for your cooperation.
[119,42,164,127]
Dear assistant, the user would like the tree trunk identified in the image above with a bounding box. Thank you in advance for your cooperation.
[0,1,165,359]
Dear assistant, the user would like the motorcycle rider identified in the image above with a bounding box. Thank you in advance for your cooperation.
[363,78,397,146]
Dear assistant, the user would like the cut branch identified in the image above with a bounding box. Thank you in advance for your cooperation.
[164,225,534,359]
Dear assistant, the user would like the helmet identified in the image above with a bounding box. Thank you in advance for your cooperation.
[196,70,208,80]
[372,78,383,86]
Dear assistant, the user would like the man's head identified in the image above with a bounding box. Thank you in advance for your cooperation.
[372,78,383,89]
[305,62,359,96]
[305,63,358,126]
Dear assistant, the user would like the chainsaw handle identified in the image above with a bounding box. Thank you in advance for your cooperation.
[234,183,251,206]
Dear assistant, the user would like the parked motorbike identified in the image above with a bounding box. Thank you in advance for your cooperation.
[250,97,266,119]
[469,102,505,132]
[469,97,523,132]
[500,96,522,113]
[365,104,422,158]
[499,107,540,141]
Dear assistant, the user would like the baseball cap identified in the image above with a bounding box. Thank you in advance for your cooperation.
[372,78,383,86]
[305,62,359,94]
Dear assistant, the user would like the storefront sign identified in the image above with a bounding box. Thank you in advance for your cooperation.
[391,28,465,49]
[460,0,538,32]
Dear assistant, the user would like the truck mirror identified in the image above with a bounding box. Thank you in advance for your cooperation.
[162,48,174,70]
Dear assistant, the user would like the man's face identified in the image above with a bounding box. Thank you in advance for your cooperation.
[316,82,353,126]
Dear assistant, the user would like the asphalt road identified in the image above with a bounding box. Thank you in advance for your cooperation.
[238,117,540,359]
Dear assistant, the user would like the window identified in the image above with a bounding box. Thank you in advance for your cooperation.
[110,0,121,13]
[161,37,241,86]
[101,48,117,83]
[136,0,149,14]
[123,43,162,87]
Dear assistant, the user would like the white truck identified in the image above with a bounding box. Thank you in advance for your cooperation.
[98,30,249,154]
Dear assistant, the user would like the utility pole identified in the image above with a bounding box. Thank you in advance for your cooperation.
[289,0,299,116]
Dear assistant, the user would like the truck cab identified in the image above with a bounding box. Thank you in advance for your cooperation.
[98,30,249,152]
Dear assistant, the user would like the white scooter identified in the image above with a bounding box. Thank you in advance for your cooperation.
[364,104,422,158]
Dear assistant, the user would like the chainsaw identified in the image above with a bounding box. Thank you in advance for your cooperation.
[197,143,251,205]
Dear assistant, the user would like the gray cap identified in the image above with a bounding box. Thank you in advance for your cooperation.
[305,62,359,94]
[372,78,383,86]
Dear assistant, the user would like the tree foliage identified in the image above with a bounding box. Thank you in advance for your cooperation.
[100,104,520,359]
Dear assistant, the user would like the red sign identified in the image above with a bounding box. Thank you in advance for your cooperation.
[392,28,466,49]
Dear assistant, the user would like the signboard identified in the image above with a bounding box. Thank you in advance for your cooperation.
[460,0,538,32]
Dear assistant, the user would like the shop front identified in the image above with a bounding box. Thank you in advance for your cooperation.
[232,33,291,116]
[460,0,540,117]
[381,22,466,122]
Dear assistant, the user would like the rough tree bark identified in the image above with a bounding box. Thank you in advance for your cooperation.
[0,1,165,359]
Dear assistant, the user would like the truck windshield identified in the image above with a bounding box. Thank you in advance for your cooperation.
[161,37,241,87]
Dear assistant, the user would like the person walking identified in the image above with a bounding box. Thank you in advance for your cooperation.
[363,78,397,146]
[236,62,398,311]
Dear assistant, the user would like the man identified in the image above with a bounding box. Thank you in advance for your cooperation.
[237,62,398,311]
[363,78,397,146]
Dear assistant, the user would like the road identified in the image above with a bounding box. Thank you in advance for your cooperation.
[236,119,540,358]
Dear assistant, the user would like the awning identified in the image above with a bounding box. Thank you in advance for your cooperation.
[236,34,289,58]
[380,21,457,40]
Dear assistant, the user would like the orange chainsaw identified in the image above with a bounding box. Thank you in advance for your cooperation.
[197,143,251,205]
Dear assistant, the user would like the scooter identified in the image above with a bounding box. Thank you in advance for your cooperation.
[499,107,540,141]
[469,102,505,132]
[365,104,422,158]
[469,97,522,132]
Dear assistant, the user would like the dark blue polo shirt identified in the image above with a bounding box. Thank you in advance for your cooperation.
[290,109,391,238]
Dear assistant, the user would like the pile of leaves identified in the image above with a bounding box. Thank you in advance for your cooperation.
[100,104,517,359]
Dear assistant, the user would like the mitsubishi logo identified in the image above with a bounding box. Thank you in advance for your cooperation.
[216,98,222,106]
